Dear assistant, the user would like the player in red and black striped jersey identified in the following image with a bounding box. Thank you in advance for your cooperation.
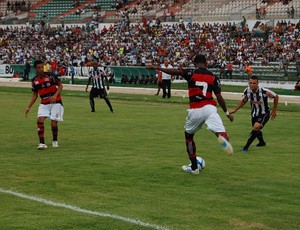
[147,54,234,174]
[230,75,279,152]
[25,60,64,150]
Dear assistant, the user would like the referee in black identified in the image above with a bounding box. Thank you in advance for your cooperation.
[230,75,279,152]
[85,61,113,113]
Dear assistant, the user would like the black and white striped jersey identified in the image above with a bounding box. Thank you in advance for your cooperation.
[242,86,277,117]
[88,67,107,89]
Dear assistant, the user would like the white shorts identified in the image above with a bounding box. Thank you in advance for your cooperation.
[185,105,226,134]
[37,103,64,121]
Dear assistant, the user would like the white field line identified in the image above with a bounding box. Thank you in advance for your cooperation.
[0,188,171,230]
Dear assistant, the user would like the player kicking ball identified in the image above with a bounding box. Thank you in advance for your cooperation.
[147,54,233,175]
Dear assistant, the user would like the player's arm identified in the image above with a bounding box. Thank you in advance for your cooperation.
[270,94,279,120]
[85,77,91,92]
[230,99,247,114]
[104,75,110,91]
[230,88,248,114]
[25,92,38,118]
[50,81,63,103]
[146,65,182,76]
[213,76,233,122]
[216,94,234,122]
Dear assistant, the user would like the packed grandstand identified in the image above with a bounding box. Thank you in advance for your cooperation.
[0,0,299,83]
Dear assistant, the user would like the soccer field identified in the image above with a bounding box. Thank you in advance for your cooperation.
[0,86,300,230]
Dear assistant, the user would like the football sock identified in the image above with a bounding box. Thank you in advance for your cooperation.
[52,126,58,141]
[185,132,197,170]
[256,131,265,144]
[216,132,230,141]
[89,98,95,111]
[104,98,113,112]
[216,132,233,154]
[37,122,45,144]
[243,130,258,150]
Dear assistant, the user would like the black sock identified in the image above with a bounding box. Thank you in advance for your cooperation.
[90,98,95,111]
[256,131,265,144]
[190,157,197,170]
[104,98,113,112]
[187,141,197,170]
[52,126,58,141]
[185,132,197,170]
[243,130,258,150]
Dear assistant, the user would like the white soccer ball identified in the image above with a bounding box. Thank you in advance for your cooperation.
[196,156,205,170]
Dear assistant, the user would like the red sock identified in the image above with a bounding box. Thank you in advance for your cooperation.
[186,138,197,170]
[216,132,230,141]
[37,122,45,144]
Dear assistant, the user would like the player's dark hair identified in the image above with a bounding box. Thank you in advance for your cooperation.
[194,54,207,64]
[34,60,44,68]
[250,75,259,81]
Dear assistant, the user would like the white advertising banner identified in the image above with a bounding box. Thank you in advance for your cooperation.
[0,64,14,77]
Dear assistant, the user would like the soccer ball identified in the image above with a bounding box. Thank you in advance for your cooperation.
[190,157,205,171]
[189,156,206,171]
[196,156,206,170]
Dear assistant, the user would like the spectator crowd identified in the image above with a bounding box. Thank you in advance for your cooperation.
[0,17,300,80]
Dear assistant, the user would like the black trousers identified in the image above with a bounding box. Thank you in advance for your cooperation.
[162,79,171,98]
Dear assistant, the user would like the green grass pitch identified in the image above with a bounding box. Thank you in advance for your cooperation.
[0,86,300,230]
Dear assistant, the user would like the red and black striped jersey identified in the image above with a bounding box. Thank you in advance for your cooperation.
[31,73,62,104]
[180,67,221,109]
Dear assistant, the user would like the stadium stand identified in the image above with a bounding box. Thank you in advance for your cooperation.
[95,0,115,11]
[29,0,88,23]
[177,0,299,21]
[1,0,298,24]
[0,0,299,84]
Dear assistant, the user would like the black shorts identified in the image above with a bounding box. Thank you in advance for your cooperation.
[252,113,270,128]
[90,88,107,99]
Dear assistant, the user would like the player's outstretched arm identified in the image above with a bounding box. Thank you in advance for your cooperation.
[146,65,159,70]
[216,94,234,122]
[146,65,182,76]
[230,99,247,114]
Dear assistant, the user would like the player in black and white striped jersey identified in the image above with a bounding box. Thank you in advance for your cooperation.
[230,75,279,152]
[85,61,113,113]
